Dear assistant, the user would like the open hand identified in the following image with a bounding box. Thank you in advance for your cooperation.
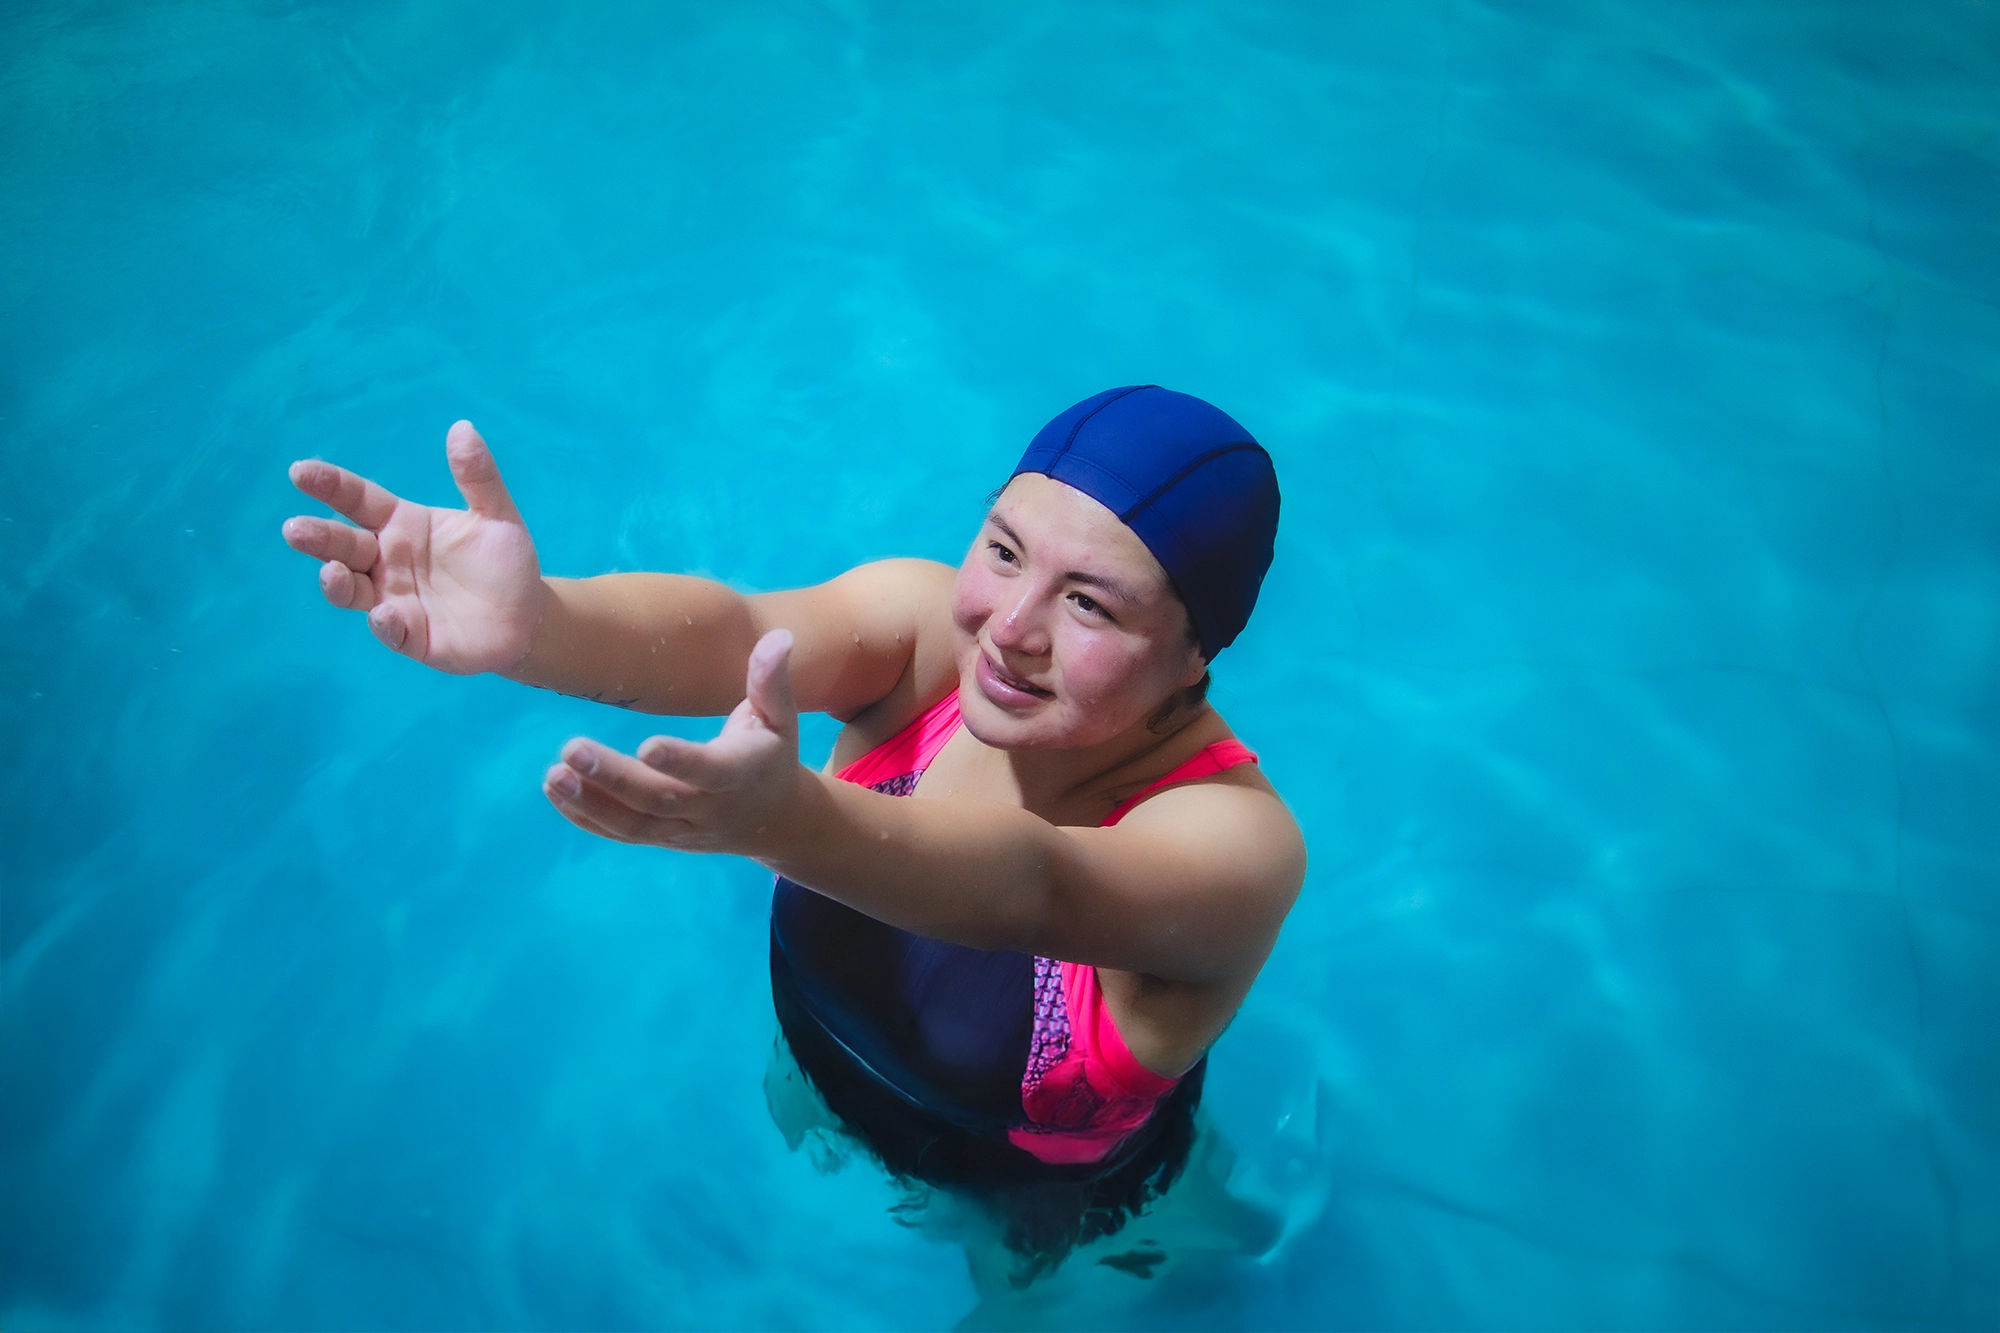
[542,629,808,856]
[283,420,543,674]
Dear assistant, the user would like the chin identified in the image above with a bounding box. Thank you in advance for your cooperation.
[956,681,1053,750]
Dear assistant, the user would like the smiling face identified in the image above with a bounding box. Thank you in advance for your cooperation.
[952,472,1209,751]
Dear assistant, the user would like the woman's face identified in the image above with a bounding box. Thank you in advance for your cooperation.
[952,472,1208,751]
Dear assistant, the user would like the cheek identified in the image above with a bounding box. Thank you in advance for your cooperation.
[951,564,995,634]
[1052,627,1158,712]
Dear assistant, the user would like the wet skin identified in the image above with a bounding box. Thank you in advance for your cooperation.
[285,423,1305,1076]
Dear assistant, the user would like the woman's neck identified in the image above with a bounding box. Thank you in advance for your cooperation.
[997,703,1221,821]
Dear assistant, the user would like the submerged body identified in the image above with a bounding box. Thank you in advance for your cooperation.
[776,688,1260,1166]
[281,387,1307,1269]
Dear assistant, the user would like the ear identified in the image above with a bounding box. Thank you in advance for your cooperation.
[1177,636,1209,690]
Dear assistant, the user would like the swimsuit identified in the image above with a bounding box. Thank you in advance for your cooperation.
[769,689,1258,1176]
[767,384,1278,1266]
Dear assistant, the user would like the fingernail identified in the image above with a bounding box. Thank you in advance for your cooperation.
[549,767,581,799]
[566,744,597,775]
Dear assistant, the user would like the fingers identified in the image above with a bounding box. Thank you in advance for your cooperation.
[559,740,699,815]
[318,560,380,611]
[744,628,798,737]
[288,459,400,531]
[367,602,422,657]
[283,515,380,572]
[543,773,644,844]
[444,421,522,522]
[307,546,418,654]
[635,733,736,788]
[543,755,697,846]
[292,514,380,613]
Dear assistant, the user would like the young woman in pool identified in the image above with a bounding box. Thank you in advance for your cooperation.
[282,385,1305,1271]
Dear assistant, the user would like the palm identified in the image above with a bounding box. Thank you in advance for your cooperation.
[379,498,540,672]
[284,421,543,674]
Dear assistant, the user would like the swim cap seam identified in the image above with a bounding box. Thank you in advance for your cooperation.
[1036,451,1147,515]
[1049,384,1153,465]
[1118,441,1272,522]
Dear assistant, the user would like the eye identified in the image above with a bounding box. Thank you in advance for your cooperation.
[987,540,1019,566]
[1069,592,1113,620]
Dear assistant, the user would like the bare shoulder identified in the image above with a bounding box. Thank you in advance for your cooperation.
[827,556,957,631]
[1090,751,1307,976]
[1120,770,1305,897]
[749,557,958,724]
[826,557,960,717]
[750,557,960,768]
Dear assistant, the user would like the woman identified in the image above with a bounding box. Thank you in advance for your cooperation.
[282,385,1306,1275]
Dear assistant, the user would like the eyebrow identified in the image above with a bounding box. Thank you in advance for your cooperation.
[987,513,1143,605]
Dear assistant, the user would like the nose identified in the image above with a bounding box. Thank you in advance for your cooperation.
[988,583,1051,658]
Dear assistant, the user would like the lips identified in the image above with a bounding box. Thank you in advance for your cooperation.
[976,652,1053,708]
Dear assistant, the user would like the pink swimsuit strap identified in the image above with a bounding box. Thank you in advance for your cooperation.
[826,686,1260,1166]
[834,690,1258,825]
[1102,738,1261,826]
[833,689,965,787]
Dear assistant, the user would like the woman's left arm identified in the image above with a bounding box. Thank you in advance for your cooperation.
[776,769,1305,983]
[543,632,1306,984]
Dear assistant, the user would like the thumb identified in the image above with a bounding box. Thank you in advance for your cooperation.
[444,420,522,522]
[744,628,798,738]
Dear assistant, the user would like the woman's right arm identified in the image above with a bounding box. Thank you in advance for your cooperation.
[508,563,951,718]
[283,420,951,719]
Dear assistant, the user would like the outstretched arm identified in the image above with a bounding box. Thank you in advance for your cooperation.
[543,631,1306,986]
[765,764,1304,984]
[283,422,951,718]
[505,561,950,718]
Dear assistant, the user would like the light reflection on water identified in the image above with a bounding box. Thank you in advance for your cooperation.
[2,0,1996,1327]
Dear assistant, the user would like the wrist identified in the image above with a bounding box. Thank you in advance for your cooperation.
[749,764,840,876]
[500,576,560,681]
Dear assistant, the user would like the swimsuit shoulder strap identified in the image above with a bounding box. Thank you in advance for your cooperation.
[833,690,964,787]
[1010,736,1260,1165]
[1100,738,1259,828]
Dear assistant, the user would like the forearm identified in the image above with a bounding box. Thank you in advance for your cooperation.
[506,573,761,714]
[759,769,1073,955]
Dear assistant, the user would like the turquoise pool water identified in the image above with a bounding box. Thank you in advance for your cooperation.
[3,0,1997,1327]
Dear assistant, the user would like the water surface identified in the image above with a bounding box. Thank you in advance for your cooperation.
[2,0,1997,1327]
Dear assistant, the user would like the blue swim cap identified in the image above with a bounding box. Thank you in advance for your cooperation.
[1011,386,1279,657]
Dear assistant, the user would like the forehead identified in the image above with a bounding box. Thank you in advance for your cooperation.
[988,472,1171,593]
